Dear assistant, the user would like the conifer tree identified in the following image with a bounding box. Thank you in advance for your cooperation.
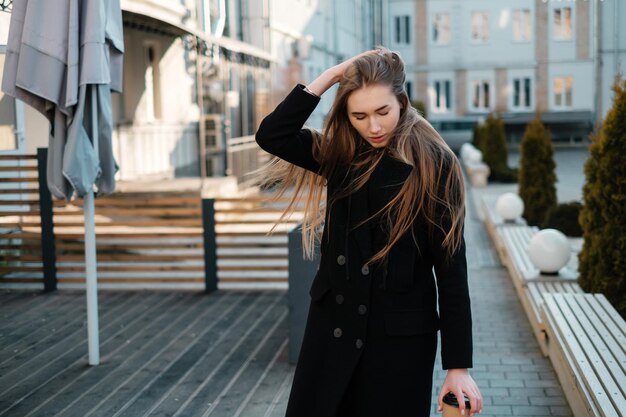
[518,116,557,226]
[479,113,517,182]
[578,80,626,317]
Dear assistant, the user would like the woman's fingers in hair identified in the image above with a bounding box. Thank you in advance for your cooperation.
[333,50,381,78]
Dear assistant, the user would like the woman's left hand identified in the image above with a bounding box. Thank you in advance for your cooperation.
[437,368,483,415]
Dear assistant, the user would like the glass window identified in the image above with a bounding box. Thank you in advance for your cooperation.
[565,75,573,106]
[432,80,452,112]
[471,80,491,110]
[394,15,411,45]
[513,9,531,41]
[395,16,401,44]
[0,55,17,150]
[512,77,532,109]
[554,75,573,107]
[554,7,572,40]
[554,77,563,106]
[471,12,489,43]
[405,81,413,101]
[524,78,531,107]
[433,13,450,44]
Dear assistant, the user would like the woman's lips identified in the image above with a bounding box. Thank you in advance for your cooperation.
[369,135,385,142]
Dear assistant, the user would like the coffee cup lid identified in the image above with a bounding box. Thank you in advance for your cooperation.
[442,392,471,409]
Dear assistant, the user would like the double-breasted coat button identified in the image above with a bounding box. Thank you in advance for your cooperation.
[335,294,344,305]
[361,264,370,275]
[355,339,364,349]
[333,328,343,338]
[337,255,346,266]
[358,304,367,315]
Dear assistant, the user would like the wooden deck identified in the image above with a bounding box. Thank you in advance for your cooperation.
[0,290,293,417]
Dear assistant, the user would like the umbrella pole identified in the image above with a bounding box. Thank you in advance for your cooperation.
[85,84,100,365]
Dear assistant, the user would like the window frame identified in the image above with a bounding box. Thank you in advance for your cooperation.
[470,79,491,112]
[553,75,574,108]
[470,11,490,44]
[432,12,451,45]
[512,9,532,42]
[511,76,533,110]
[432,79,452,113]
[553,6,573,41]
[394,15,411,45]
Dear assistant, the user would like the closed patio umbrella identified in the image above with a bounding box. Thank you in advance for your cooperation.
[2,0,124,365]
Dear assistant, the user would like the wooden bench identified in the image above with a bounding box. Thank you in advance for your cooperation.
[525,281,584,356]
[541,293,626,417]
[480,195,527,264]
[480,195,582,355]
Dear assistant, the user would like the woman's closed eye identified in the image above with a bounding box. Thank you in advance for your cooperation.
[355,112,389,120]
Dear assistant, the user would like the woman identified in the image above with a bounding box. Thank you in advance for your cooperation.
[255,48,483,417]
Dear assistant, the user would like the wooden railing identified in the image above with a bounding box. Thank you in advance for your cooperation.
[51,194,207,290]
[0,153,48,289]
[213,196,303,289]
[0,149,305,291]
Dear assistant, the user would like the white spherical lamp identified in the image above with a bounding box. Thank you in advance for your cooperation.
[495,193,524,223]
[467,148,483,164]
[460,143,474,161]
[527,229,571,275]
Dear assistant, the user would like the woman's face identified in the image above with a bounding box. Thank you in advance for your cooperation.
[346,83,402,148]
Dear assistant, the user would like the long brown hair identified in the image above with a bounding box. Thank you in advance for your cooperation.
[259,47,465,264]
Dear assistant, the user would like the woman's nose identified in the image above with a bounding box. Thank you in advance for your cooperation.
[370,118,381,133]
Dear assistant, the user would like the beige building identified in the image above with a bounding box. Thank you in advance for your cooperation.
[388,0,626,147]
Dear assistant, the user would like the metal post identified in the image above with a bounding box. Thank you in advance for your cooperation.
[36,148,57,292]
[85,85,100,365]
[202,198,218,292]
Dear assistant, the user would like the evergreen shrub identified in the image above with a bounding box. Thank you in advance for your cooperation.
[518,116,557,226]
[578,80,626,318]
[542,201,583,237]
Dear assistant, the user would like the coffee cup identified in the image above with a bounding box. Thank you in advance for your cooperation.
[442,392,471,416]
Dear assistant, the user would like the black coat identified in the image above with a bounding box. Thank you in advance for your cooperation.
[255,84,473,417]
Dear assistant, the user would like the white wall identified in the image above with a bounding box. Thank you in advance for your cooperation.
[547,1,577,63]
[388,0,415,64]
[599,0,626,119]
[121,28,198,124]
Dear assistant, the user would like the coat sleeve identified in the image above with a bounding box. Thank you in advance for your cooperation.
[255,83,322,174]
[431,160,473,370]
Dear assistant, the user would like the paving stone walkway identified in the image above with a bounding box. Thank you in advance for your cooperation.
[427,177,574,416]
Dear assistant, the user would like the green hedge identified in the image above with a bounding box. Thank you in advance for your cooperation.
[542,201,583,237]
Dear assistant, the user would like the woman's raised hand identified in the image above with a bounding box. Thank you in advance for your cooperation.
[330,49,381,82]
[306,49,380,97]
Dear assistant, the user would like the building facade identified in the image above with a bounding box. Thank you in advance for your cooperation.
[1,0,388,182]
[388,0,626,147]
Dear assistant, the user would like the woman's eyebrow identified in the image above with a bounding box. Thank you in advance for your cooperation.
[350,104,389,115]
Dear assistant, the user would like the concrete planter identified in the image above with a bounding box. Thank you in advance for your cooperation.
[287,225,320,364]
